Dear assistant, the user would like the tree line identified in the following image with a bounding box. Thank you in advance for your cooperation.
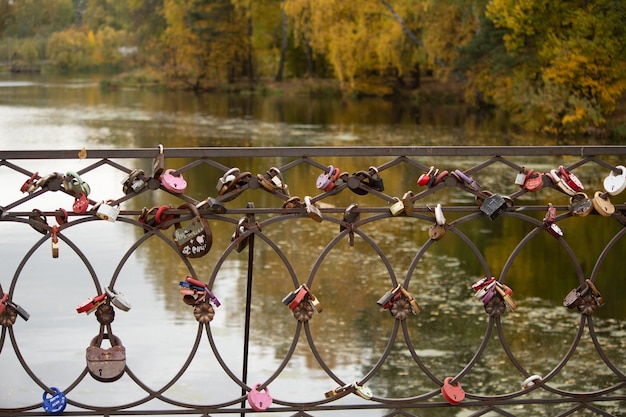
[1,0,625,135]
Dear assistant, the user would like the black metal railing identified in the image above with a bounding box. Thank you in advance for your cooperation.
[1,146,626,416]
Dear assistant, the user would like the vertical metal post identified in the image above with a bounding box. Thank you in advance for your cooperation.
[240,203,255,416]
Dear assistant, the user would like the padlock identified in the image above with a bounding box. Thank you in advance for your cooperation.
[86,331,126,382]
[592,191,615,216]
[42,387,67,415]
[29,209,48,234]
[543,203,557,224]
[399,287,420,314]
[63,171,91,196]
[316,165,341,191]
[522,375,543,390]
[417,166,435,186]
[546,222,563,238]
[559,165,584,192]
[51,225,59,258]
[472,276,495,291]
[523,169,544,192]
[514,167,527,186]
[185,276,221,306]
[480,193,507,220]
[340,203,360,235]
[248,384,273,411]
[304,196,323,222]
[55,208,69,225]
[217,171,252,201]
[376,284,402,309]
[231,217,259,253]
[586,279,605,307]
[76,293,107,314]
[196,197,227,214]
[603,165,626,196]
[389,197,405,216]
[401,191,414,216]
[476,281,497,304]
[95,200,121,222]
[160,169,187,193]
[259,167,289,196]
[37,172,64,191]
[122,169,148,194]
[172,203,213,258]
[72,192,89,214]
[0,293,7,316]
[548,169,576,196]
[216,167,240,192]
[433,169,449,186]
[20,171,40,194]
[353,383,373,400]
[6,300,30,321]
[569,192,593,217]
[284,285,308,311]
[495,282,517,310]
[368,166,384,191]
[105,287,132,311]
[152,144,165,179]
[453,169,480,191]
[441,377,465,405]
[347,170,372,195]
[428,223,446,240]
[434,203,446,226]
[563,283,589,309]
[282,196,303,209]
[426,168,439,187]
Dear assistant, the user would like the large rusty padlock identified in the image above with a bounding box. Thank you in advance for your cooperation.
[173,203,213,258]
[86,330,126,382]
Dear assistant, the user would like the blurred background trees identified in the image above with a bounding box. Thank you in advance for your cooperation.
[1,0,625,135]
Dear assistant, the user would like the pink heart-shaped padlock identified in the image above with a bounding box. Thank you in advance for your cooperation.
[248,383,272,411]
[161,169,187,193]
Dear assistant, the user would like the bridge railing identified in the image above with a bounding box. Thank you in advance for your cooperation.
[1,146,626,416]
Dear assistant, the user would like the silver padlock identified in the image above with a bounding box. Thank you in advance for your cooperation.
[304,196,323,222]
[216,168,240,192]
[105,287,132,311]
[96,200,121,222]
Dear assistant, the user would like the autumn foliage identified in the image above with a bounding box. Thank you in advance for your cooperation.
[2,0,626,135]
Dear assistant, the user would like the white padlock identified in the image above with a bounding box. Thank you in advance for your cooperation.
[603,165,626,196]
[96,200,120,222]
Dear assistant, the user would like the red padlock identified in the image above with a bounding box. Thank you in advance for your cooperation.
[247,383,273,411]
[441,377,465,405]
[73,192,89,214]
[523,169,543,192]
[76,293,106,314]
[289,286,309,311]
[417,166,435,186]
[0,293,8,315]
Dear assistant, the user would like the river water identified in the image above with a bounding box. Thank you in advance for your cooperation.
[0,73,625,416]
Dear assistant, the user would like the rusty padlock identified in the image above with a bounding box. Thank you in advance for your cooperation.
[86,330,126,382]
[173,203,213,258]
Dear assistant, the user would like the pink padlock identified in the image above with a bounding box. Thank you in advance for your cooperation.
[247,383,272,411]
[160,169,187,193]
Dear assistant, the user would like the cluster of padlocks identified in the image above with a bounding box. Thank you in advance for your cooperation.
[3,147,626,414]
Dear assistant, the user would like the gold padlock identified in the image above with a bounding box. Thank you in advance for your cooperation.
[389,197,405,216]
[494,284,517,311]
[304,196,323,222]
[401,191,414,216]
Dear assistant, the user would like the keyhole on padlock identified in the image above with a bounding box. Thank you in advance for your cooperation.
[99,369,103,376]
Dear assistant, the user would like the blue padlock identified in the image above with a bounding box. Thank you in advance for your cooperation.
[42,387,67,415]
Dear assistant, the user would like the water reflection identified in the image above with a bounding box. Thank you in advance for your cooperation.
[0,74,625,415]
